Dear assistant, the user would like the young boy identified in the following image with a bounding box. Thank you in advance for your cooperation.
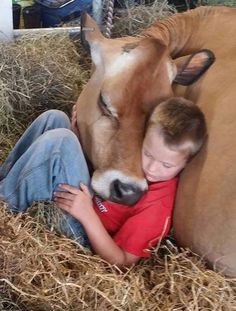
[0,97,207,266]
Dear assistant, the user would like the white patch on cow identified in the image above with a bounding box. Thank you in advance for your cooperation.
[106,52,137,77]
[90,44,102,67]
[166,61,177,83]
[91,169,148,199]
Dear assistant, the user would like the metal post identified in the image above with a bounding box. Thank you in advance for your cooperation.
[0,0,13,41]
[92,0,103,26]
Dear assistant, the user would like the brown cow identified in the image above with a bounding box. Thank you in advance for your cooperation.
[77,13,213,205]
[76,6,236,276]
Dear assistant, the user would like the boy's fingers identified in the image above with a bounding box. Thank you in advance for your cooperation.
[72,104,76,113]
[71,106,77,121]
[54,191,74,201]
[72,106,77,116]
[58,184,80,194]
[72,111,76,119]
[80,182,92,197]
[54,199,71,211]
[71,119,76,127]
[71,114,76,123]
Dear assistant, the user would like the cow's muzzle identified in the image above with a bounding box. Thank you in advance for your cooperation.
[91,169,148,206]
[110,179,144,205]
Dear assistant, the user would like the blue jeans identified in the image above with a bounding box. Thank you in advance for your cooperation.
[0,110,91,247]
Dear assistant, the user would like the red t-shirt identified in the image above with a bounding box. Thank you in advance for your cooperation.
[93,177,178,257]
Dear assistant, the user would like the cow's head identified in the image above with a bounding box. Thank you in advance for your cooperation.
[76,13,214,205]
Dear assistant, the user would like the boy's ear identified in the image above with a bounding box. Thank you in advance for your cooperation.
[173,49,215,86]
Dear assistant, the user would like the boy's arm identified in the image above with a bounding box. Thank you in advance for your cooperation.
[54,183,140,266]
[80,207,140,266]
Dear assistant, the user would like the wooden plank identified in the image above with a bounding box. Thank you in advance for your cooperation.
[13,26,81,37]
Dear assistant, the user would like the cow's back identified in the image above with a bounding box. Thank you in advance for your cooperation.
[173,12,236,275]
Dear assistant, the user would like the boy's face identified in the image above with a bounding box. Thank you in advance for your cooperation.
[142,128,187,182]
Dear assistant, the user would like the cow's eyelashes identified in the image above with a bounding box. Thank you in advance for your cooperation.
[98,94,112,117]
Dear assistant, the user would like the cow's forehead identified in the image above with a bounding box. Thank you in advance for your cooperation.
[87,37,174,118]
[91,38,166,77]
[105,51,138,77]
[91,41,140,76]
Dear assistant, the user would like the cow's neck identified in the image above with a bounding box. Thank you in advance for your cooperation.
[143,6,230,58]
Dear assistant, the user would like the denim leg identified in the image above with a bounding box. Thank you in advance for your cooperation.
[0,128,91,247]
[0,110,71,181]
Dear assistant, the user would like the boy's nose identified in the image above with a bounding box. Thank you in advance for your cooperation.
[147,161,158,173]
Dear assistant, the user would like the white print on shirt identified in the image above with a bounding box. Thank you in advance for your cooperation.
[94,196,108,213]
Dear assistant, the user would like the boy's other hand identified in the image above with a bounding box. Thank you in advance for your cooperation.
[71,105,80,139]
[53,183,94,222]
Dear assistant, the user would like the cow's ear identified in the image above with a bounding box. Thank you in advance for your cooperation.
[80,13,104,53]
[173,49,215,86]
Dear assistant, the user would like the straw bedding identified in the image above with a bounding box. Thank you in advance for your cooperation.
[0,1,236,310]
[1,203,236,310]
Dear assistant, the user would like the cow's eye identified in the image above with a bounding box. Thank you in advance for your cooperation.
[98,94,112,117]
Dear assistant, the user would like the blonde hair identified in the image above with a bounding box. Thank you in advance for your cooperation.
[148,97,207,159]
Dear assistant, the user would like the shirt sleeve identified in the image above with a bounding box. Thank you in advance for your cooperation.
[113,195,174,257]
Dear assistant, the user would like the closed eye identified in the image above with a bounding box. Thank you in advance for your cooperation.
[162,162,173,168]
[144,150,153,159]
[98,93,113,117]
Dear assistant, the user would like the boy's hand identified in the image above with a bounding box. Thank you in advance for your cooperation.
[53,183,93,222]
[71,104,80,139]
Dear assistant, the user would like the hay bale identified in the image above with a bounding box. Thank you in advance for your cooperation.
[0,33,91,165]
[64,1,176,37]
[0,34,91,135]
[111,0,176,37]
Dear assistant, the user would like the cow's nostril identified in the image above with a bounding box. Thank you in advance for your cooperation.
[110,179,143,205]
[112,179,123,199]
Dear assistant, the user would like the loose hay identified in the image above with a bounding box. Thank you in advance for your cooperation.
[1,205,236,311]
[1,1,236,310]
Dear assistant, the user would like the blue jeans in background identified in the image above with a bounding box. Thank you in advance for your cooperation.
[0,110,91,247]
